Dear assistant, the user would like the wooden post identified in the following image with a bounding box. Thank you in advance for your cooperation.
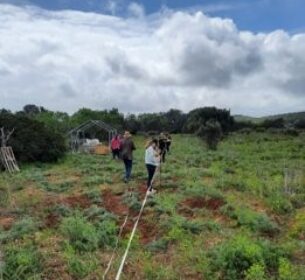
[0,127,19,173]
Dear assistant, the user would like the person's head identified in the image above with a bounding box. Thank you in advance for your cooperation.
[146,138,158,149]
[124,131,131,139]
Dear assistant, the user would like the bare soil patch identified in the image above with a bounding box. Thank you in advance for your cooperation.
[61,194,91,209]
[182,197,225,211]
[0,216,15,230]
[102,190,129,216]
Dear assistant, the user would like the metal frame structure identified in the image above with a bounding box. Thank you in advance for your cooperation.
[67,120,117,152]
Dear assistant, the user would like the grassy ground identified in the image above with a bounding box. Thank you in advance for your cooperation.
[0,133,305,280]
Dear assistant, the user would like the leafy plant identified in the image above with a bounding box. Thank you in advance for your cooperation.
[1,243,43,280]
[60,214,99,252]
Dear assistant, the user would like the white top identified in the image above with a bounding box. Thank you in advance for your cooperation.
[145,146,159,166]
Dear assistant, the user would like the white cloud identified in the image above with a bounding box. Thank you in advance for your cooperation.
[127,2,145,18]
[0,4,305,116]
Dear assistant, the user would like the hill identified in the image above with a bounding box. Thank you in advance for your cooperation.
[234,111,305,123]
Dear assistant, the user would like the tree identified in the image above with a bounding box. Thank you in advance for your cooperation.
[186,107,234,134]
[197,120,222,150]
[0,111,66,163]
[124,114,140,134]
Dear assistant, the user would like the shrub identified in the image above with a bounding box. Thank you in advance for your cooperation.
[0,185,10,207]
[0,217,39,242]
[212,235,265,280]
[0,111,66,163]
[245,263,267,280]
[197,120,223,150]
[234,208,279,236]
[278,258,299,280]
[64,245,98,279]
[268,195,294,215]
[1,244,43,280]
[95,220,118,248]
[60,214,99,252]
[289,210,305,239]
[211,235,288,280]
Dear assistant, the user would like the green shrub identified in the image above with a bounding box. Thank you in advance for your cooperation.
[268,195,293,214]
[145,239,169,253]
[234,208,279,236]
[1,244,43,280]
[278,258,299,280]
[95,220,118,248]
[60,214,99,252]
[0,111,66,163]
[0,185,10,207]
[64,245,98,279]
[212,236,266,280]
[245,263,267,280]
[0,217,39,242]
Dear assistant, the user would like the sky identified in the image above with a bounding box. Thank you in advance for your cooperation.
[1,0,305,116]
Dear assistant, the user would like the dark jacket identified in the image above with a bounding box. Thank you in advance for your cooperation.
[120,138,136,160]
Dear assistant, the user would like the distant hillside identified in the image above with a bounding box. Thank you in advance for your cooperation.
[234,111,305,123]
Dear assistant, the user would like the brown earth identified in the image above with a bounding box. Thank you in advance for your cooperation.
[45,213,61,228]
[0,216,14,230]
[182,197,225,211]
[102,189,129,216]
[61,194,91,209]
[123,216,159,245]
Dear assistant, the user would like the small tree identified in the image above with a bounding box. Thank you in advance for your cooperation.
[197,120,222,150]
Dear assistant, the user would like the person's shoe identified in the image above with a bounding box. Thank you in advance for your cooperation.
[147,189,156,196]
[124,178,128,184]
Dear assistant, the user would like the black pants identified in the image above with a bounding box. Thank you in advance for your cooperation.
[112,149,120,159]
[146,164,157,190]
[123,159,133,181]
[166,142,171,153]
[160,149,166,163]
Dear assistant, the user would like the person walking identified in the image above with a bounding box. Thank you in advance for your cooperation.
[145,139,160,194]
[111,135,121,160]
[120,131,136,183]
[165,133,172,153]
[158,133,167,163]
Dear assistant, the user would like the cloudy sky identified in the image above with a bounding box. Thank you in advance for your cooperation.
[1,0,305,116]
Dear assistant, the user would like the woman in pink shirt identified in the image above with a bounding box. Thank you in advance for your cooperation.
[111,135,121,159]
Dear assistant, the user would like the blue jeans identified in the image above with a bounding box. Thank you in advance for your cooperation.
[123,159,133,180]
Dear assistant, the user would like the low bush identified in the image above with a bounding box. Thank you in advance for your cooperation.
[60,214,99,252]
[0,217,39,242]
[1,243,43,280]
[63,245,98,279]
[211,235,285,280]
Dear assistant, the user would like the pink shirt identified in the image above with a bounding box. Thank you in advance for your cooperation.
[111,138,121,150]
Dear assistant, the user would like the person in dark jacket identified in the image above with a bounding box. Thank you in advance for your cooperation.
[158,133,167,163]
[120,131,136,183]
[165,133,172,153]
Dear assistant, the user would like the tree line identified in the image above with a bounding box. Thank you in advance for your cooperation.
[0,105,235,163]
[1,104,303,165]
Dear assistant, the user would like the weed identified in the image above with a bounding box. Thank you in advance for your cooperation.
[0,217,39,242]
[1,243,43,280]
[60,214,99,252]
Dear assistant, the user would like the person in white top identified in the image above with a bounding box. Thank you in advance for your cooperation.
[145,139,160,194]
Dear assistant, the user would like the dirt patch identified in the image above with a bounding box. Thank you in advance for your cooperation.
[0,216,15,230]
[102,190,129,216]
[182,197,225,211]
[123,216,159,245]
[45,213,60,228]
[61,194,91,209]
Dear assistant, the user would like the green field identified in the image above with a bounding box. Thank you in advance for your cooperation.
[0,133,305,280]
